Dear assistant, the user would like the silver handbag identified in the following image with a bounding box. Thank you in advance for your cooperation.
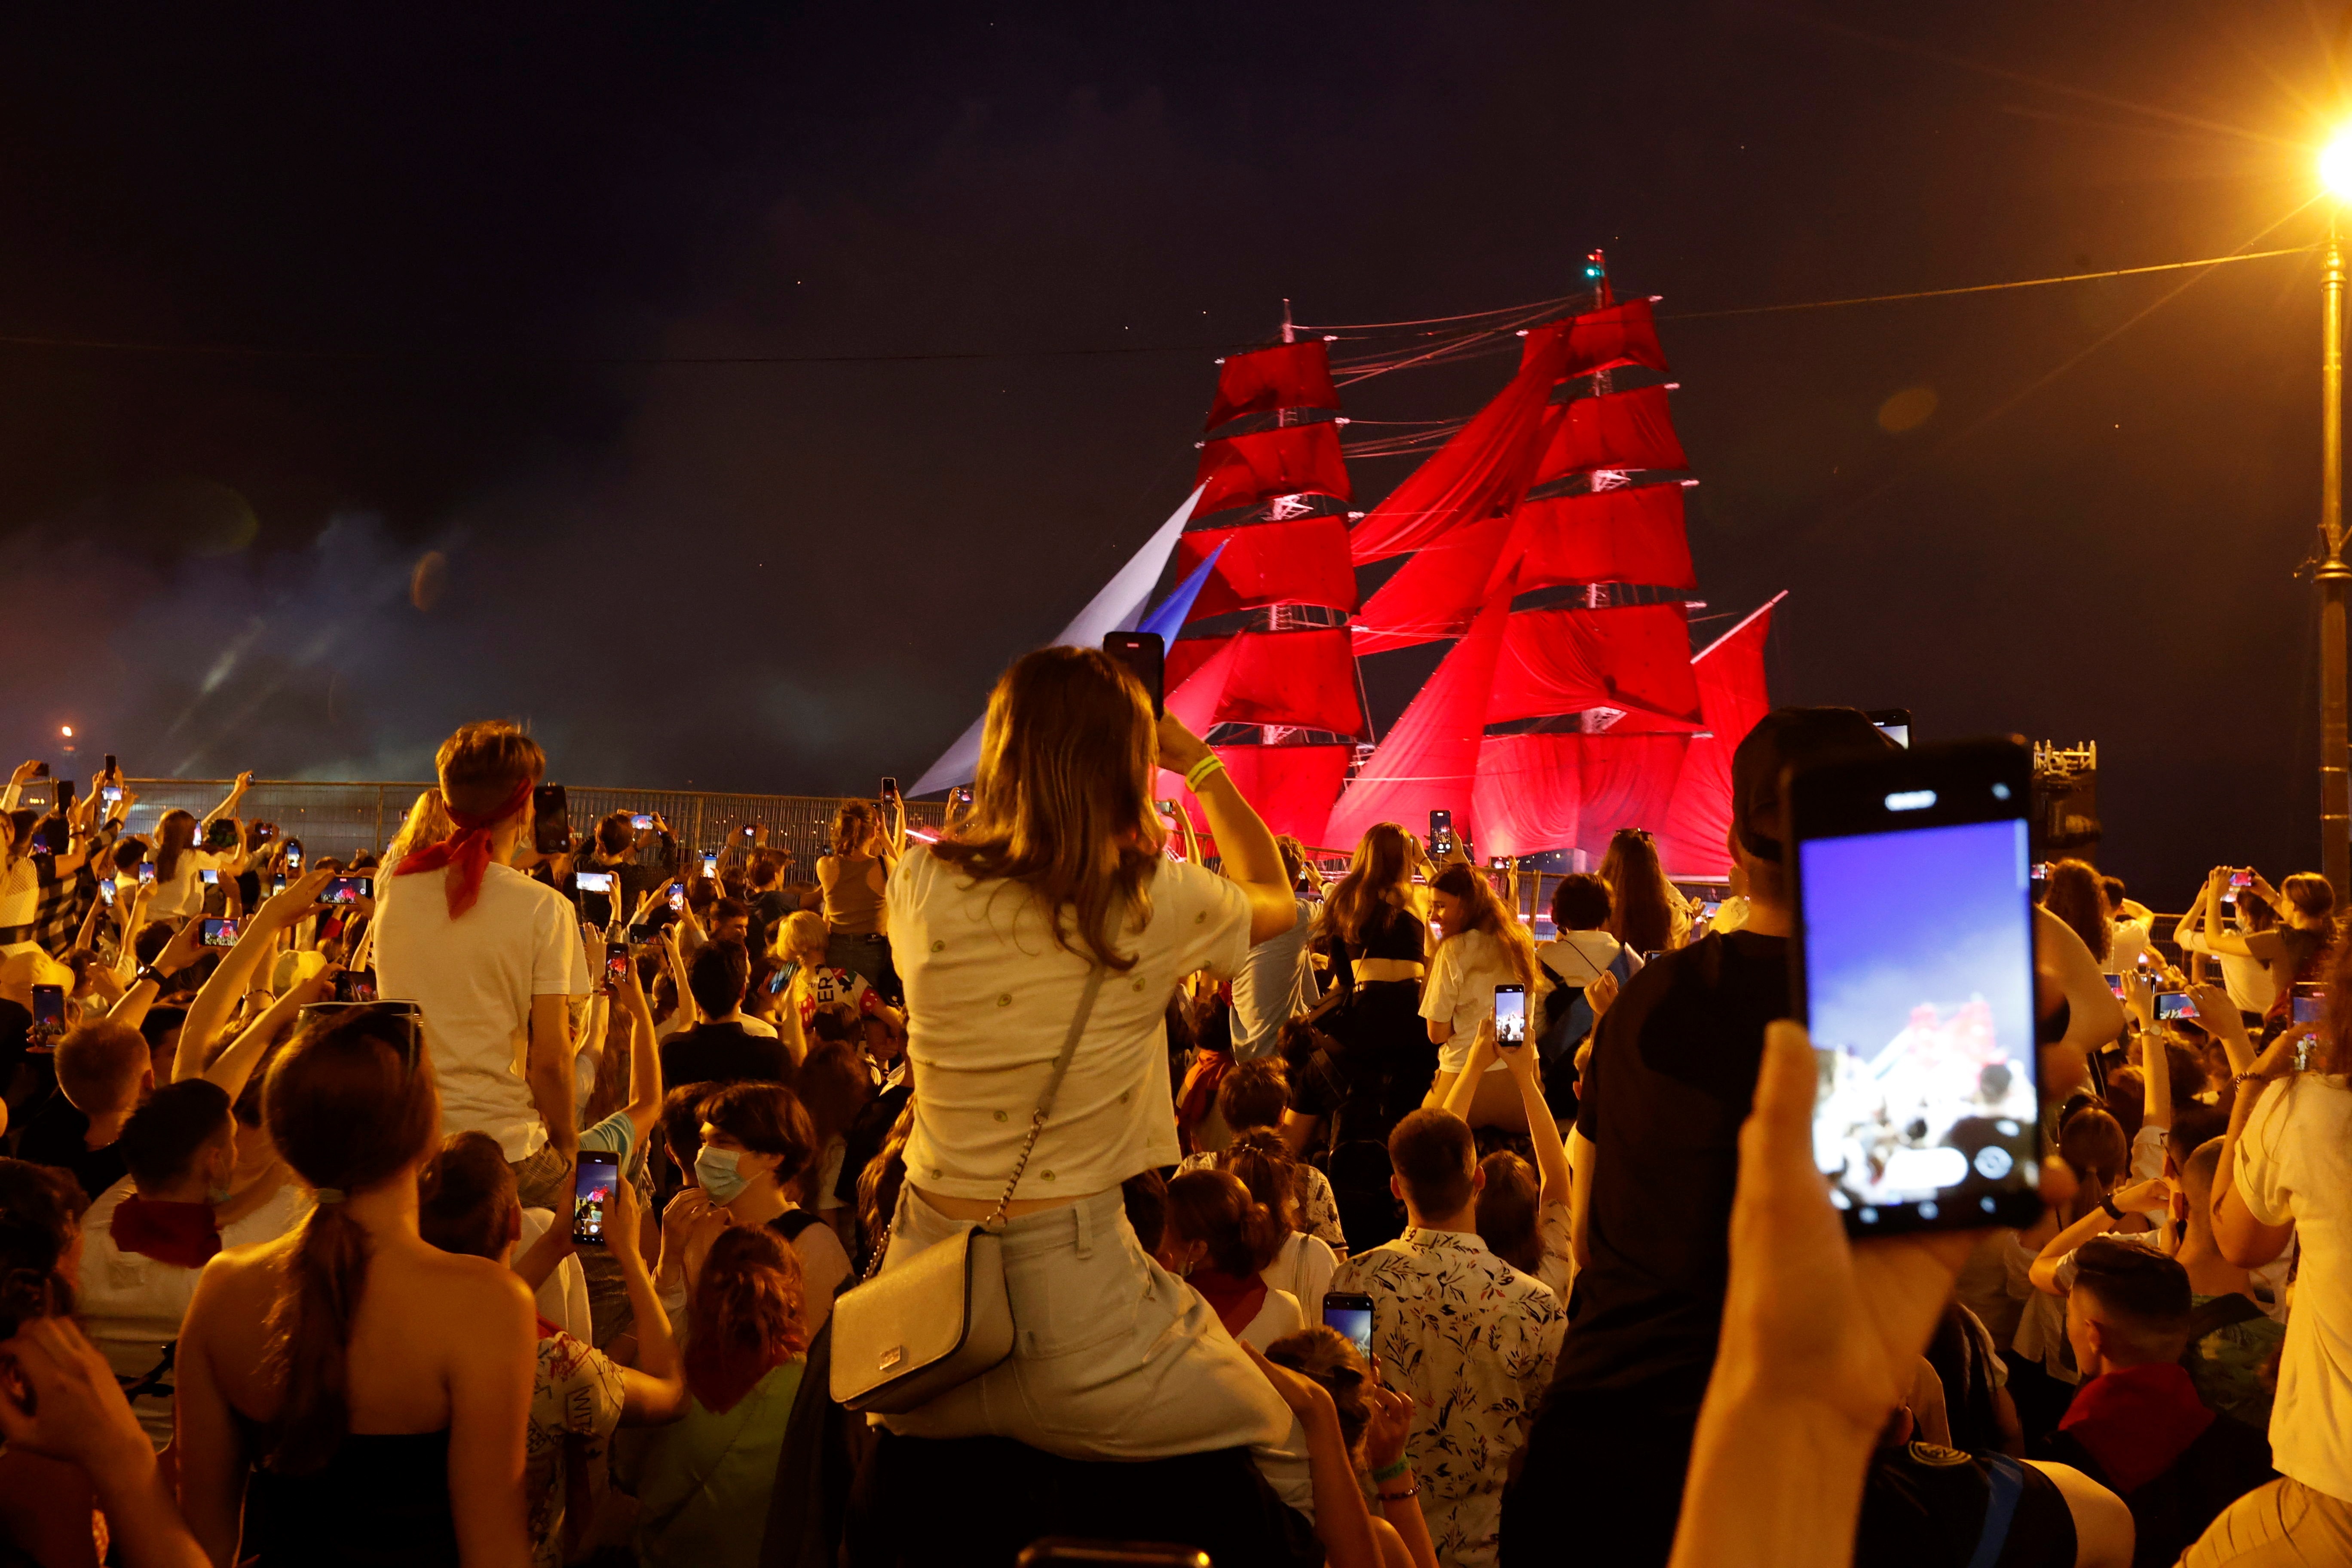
[829,967,1106,1414]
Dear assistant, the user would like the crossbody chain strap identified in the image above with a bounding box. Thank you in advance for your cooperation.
[858,964,1109,1280]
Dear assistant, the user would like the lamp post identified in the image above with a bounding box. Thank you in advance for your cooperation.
[2319,132,2352,899]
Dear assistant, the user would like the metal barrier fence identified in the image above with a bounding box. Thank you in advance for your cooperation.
[109,780,948,868]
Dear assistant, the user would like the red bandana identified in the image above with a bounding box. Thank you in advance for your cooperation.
[110,1195,221,1269]
[392,778,534,919]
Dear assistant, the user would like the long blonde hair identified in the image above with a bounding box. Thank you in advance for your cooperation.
[1320,822,1416,950]
[927,646,1163,972]
[384,790,455,872]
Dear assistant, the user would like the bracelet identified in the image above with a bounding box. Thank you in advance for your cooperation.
[2232,1069,2262,1086]
[1376,1480,1420,1503]
[1184,754,1226,793]
[1370,1456,1410,1483]
[2099,1196,2124,1222]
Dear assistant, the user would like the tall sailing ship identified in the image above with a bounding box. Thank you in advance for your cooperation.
[913,258,1780,877]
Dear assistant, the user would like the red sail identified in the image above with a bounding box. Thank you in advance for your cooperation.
[1346,320,1574,564]
[1166,627,1363,736]
[1173,516,1358,617]
[1473,732,1693,860]
[1324,592,1512,851]
[1205,341,1341,431]
[1193,424,1351,519]
[1654,597,1782,877]
[1560,297,1672,380]
[1348,507,1518,654]
[1534,385,1688,483]
[1487,602,1703,727]
[1504,485,1697,595]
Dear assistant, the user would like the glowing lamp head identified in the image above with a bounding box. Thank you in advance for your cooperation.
[58,726,71,739]
[2323,128,2352,199]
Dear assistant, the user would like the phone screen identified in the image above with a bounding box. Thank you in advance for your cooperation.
[2154,990,2199,1022]
[2294,993,2326,1025]
[101,785,122,803]
[603,942,629,991]
[700,851,718,875]
[1101,631,1166,718]
[336,968,379,1004]
[668,885,686,912]
[575,870,615,894]
[1322,1292,1374,1358]
[30,984,64,1031]
[2102,971,2124,998]
[1493,984,1527,1047]
[630,813,653,831]
[532,784,570,858]
[99,879,116,906]
[1791,740,2040,1235]
[953,786,973,806]
[138,862,156,885]
[201,917,239,948]
[2230,869,2255,889]
[285,845,303,872]
[320,876,372,904]
[272,873,287,894]
[199,868,219,885]
[880,776,899,800]
[571,1152,620,1246]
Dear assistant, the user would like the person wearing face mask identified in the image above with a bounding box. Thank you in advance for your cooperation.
[659,1080,851,1337]
[74,1079,264,1449]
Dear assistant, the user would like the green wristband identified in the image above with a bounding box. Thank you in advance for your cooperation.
[1371,1456,1410,1483]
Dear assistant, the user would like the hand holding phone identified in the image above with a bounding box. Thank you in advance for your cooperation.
[201,917,240,948]
[1102,631,1166,718]
[571,1150,621,1246]
[1492,983,1527,1049]
[531,784,571,858]
[602,941,629,994]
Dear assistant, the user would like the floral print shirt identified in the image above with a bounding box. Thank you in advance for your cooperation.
[529,1321,628,1568]
[1330,1227,1565,1568]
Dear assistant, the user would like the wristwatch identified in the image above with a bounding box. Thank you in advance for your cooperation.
[134,965,167,988]
[2099,1195,2125,1222]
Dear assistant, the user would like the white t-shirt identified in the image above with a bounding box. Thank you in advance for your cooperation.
[1534,931,1626,989]
[1231,897,1315,1059]
[1422,928,1522,1075]
[1232,1286,1305,1354]
[148,848,224,922]
[889,849,1252,1202]
[1264,1230,1337,1326]
[2107,919,2151,978]
[375,859,590,1161]
[77,1179,199,1450]
[2236,1074,2352,1501]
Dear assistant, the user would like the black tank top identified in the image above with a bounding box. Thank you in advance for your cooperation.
[230,1411,458,1567]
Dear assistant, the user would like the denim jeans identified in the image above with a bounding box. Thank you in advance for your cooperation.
[876,1185,1313,1517]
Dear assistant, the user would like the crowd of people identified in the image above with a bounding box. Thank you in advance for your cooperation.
[0,663,2348,1566]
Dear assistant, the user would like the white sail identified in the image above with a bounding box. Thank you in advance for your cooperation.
[909,484,1205,796]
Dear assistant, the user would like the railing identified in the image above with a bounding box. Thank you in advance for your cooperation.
[107,780,947,867]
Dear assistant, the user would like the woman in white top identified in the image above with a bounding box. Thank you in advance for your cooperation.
[1420,862,1545,1131]
[147,800,252,924]
[1158,1169,1305,1353]
[875,645,1310,1510]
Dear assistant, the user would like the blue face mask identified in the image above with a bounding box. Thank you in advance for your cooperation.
[696,1145,752,1204]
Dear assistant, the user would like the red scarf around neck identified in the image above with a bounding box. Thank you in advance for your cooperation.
[392,778,533,918]
[2058,1361,2215,1494]
[110,1194,221,1269]
[1190,1268,1269,1340]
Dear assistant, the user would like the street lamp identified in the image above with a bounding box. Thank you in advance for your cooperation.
[2319,131,2352,901]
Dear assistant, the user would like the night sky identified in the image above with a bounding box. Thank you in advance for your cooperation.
[0,3,2341,909]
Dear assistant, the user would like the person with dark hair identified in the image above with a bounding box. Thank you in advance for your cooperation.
[743,847,798,958]
[1158,1168,1302,1351]
[1230,833,1320,1060]
[2174,873,2283,1018]
[2196,865,2339,1026]
[2043,1239,2275,1565]
[2043,859,2111,967]
[174,1006,537,1567]
[1264,1325,1438,1568]
[2101,874,2154,975]
[624,1225,807,1568]
[1445,1020,1575,1302]
[76,1079,240,1446]
[138,772,253,925]
[659,940,793,1093]
[793,1039,872,1244]
[376,720,588,1214]
[818,799,898,991]
[1219,1131,1343,1310]
[1331,1107,1562,1568]
[1503,706,1901,1568]
[1178,1059,1348,1252]
[20,1017,151,1203]
[660,1079,849,1336]
[1596,827,1686,959]
[417,1131,686,1568]
[705,895,752,949]
[1421,863,1545,1133]
[1532,871,1636,1094]
[571,810,664,928]
[2164,1137,2286,1431]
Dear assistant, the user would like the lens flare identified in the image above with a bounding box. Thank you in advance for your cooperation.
[2323,128,2352,199]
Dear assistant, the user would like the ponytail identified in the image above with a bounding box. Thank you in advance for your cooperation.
[259,1007,439,1475]
[684,1226,805,1414]
[1165,1168,1284,1276]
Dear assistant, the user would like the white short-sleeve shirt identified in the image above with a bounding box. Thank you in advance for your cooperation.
[1422,928,1522,1075]
[376,859,590,1161]
[2237,1073,2352,1501]
[890,849,1252,1202]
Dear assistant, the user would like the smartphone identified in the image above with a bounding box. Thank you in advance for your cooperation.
[741,823,756,839]
[630,813,653,831]
[137,862,156,886]
[201,917,239,947]
[1865,708,1912,749]
[1155,799,1178,818]
[668,884,686,913]
[1642,949,1664,962]
[271,872,287,895]
[2154,990,2199,1022]
[103,752,117,775]
[1322,1291,1374,1358]
[1699,899,1723,920]
[603,941,629,992]
[335,968,379,1004]
[2230,869,2255,889]
[574,870,615,895]
[1788,738,2041,1236]
[320,876,372,904]
[99,879,116,906]
[700,850,718,876]
[199,868,220,886]
[1428,809,1454,856]
[1102,630,1166,718]
[571,1149,620,1247]
[880,776,899,800]
[531,783,570,858]
[285,843,303,872]
[29,983,64,1037]
[2293,987,2326,1026]
[1493,983,1527,1048]
[2102,971,2125,999]
[101,784,122,803]
[53,780,73,813]
[953,785,974,807]
[628,921,655,949]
